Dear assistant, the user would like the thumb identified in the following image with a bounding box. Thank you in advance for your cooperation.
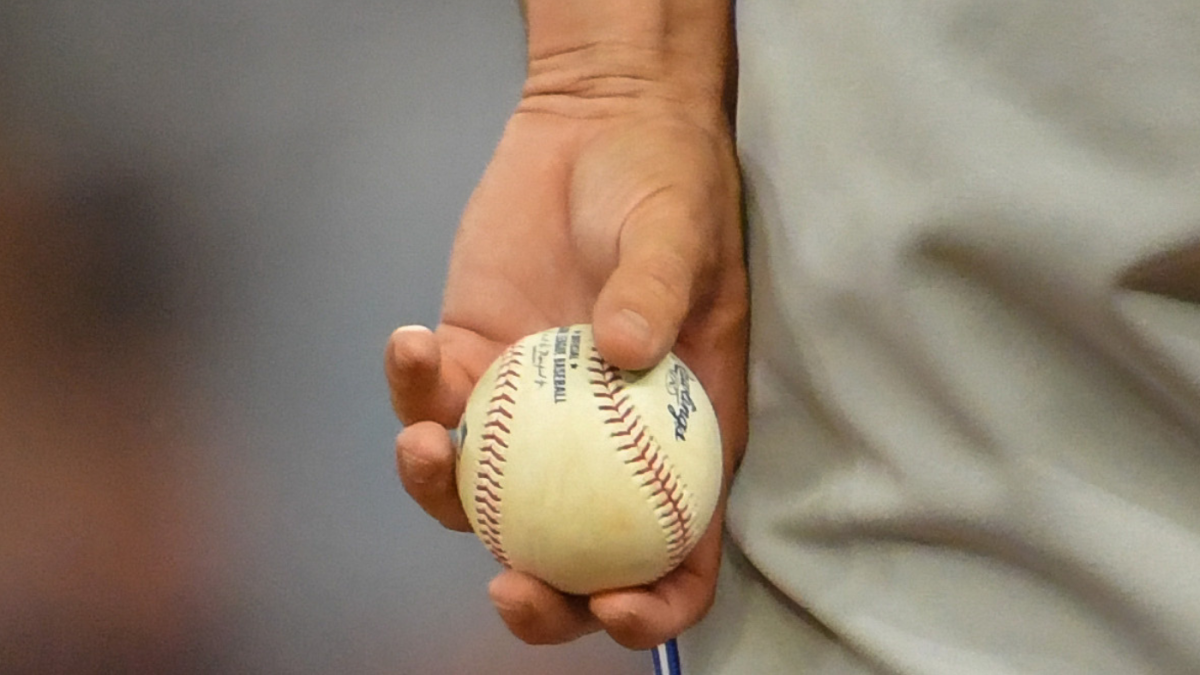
[592,191,711,371]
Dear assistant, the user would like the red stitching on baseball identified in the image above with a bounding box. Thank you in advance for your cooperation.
[472,344,523,567]
[481,433,508,449]
[484,418,511,430]
[587,349,697,570]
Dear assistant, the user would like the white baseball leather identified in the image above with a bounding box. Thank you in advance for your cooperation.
[456,324,723,595]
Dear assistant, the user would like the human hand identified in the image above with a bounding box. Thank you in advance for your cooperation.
[386,60,746,650]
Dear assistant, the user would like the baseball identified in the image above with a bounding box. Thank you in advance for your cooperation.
[454,324,723,595]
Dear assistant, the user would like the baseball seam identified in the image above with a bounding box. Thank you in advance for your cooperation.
[588,352,697,570]
[473,344,523,566]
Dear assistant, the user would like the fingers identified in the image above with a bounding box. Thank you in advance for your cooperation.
[385,325,469,427]
[489,571,601,645]
[592,192,713,371]
[589,513,724,650]
[488,513,725,649]
[396,421,471,531]
[388,325,470,531]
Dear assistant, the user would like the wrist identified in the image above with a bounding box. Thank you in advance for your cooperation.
[519,0,734,128]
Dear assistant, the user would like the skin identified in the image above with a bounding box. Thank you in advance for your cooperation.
[385,0,746,650]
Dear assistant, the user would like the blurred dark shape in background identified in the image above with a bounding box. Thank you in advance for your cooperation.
[0,138,225,673]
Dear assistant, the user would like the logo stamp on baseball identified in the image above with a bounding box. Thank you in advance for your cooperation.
[455,324,723,595]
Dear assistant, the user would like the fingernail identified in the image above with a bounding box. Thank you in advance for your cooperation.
[394,324,432,335]
[489,584,533,622]
[616,309,651,345]
[492,596,530,619]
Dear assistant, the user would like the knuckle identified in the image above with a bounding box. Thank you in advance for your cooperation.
[389,332,424,370]
[396,429,457,503]
[396,449,439,490]
[635,252,693,315]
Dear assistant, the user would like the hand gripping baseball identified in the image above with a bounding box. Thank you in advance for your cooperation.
[457,324,724,596]
[386,107,747,649]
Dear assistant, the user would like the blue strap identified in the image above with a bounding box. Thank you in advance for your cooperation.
[651,639,682,675]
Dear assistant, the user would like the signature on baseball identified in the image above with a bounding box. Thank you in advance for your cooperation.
[665,362,698,441]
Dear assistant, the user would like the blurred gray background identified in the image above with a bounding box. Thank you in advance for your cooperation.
[0,1,644,673]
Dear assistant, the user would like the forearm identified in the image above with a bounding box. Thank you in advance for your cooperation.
[518,0,735,126]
